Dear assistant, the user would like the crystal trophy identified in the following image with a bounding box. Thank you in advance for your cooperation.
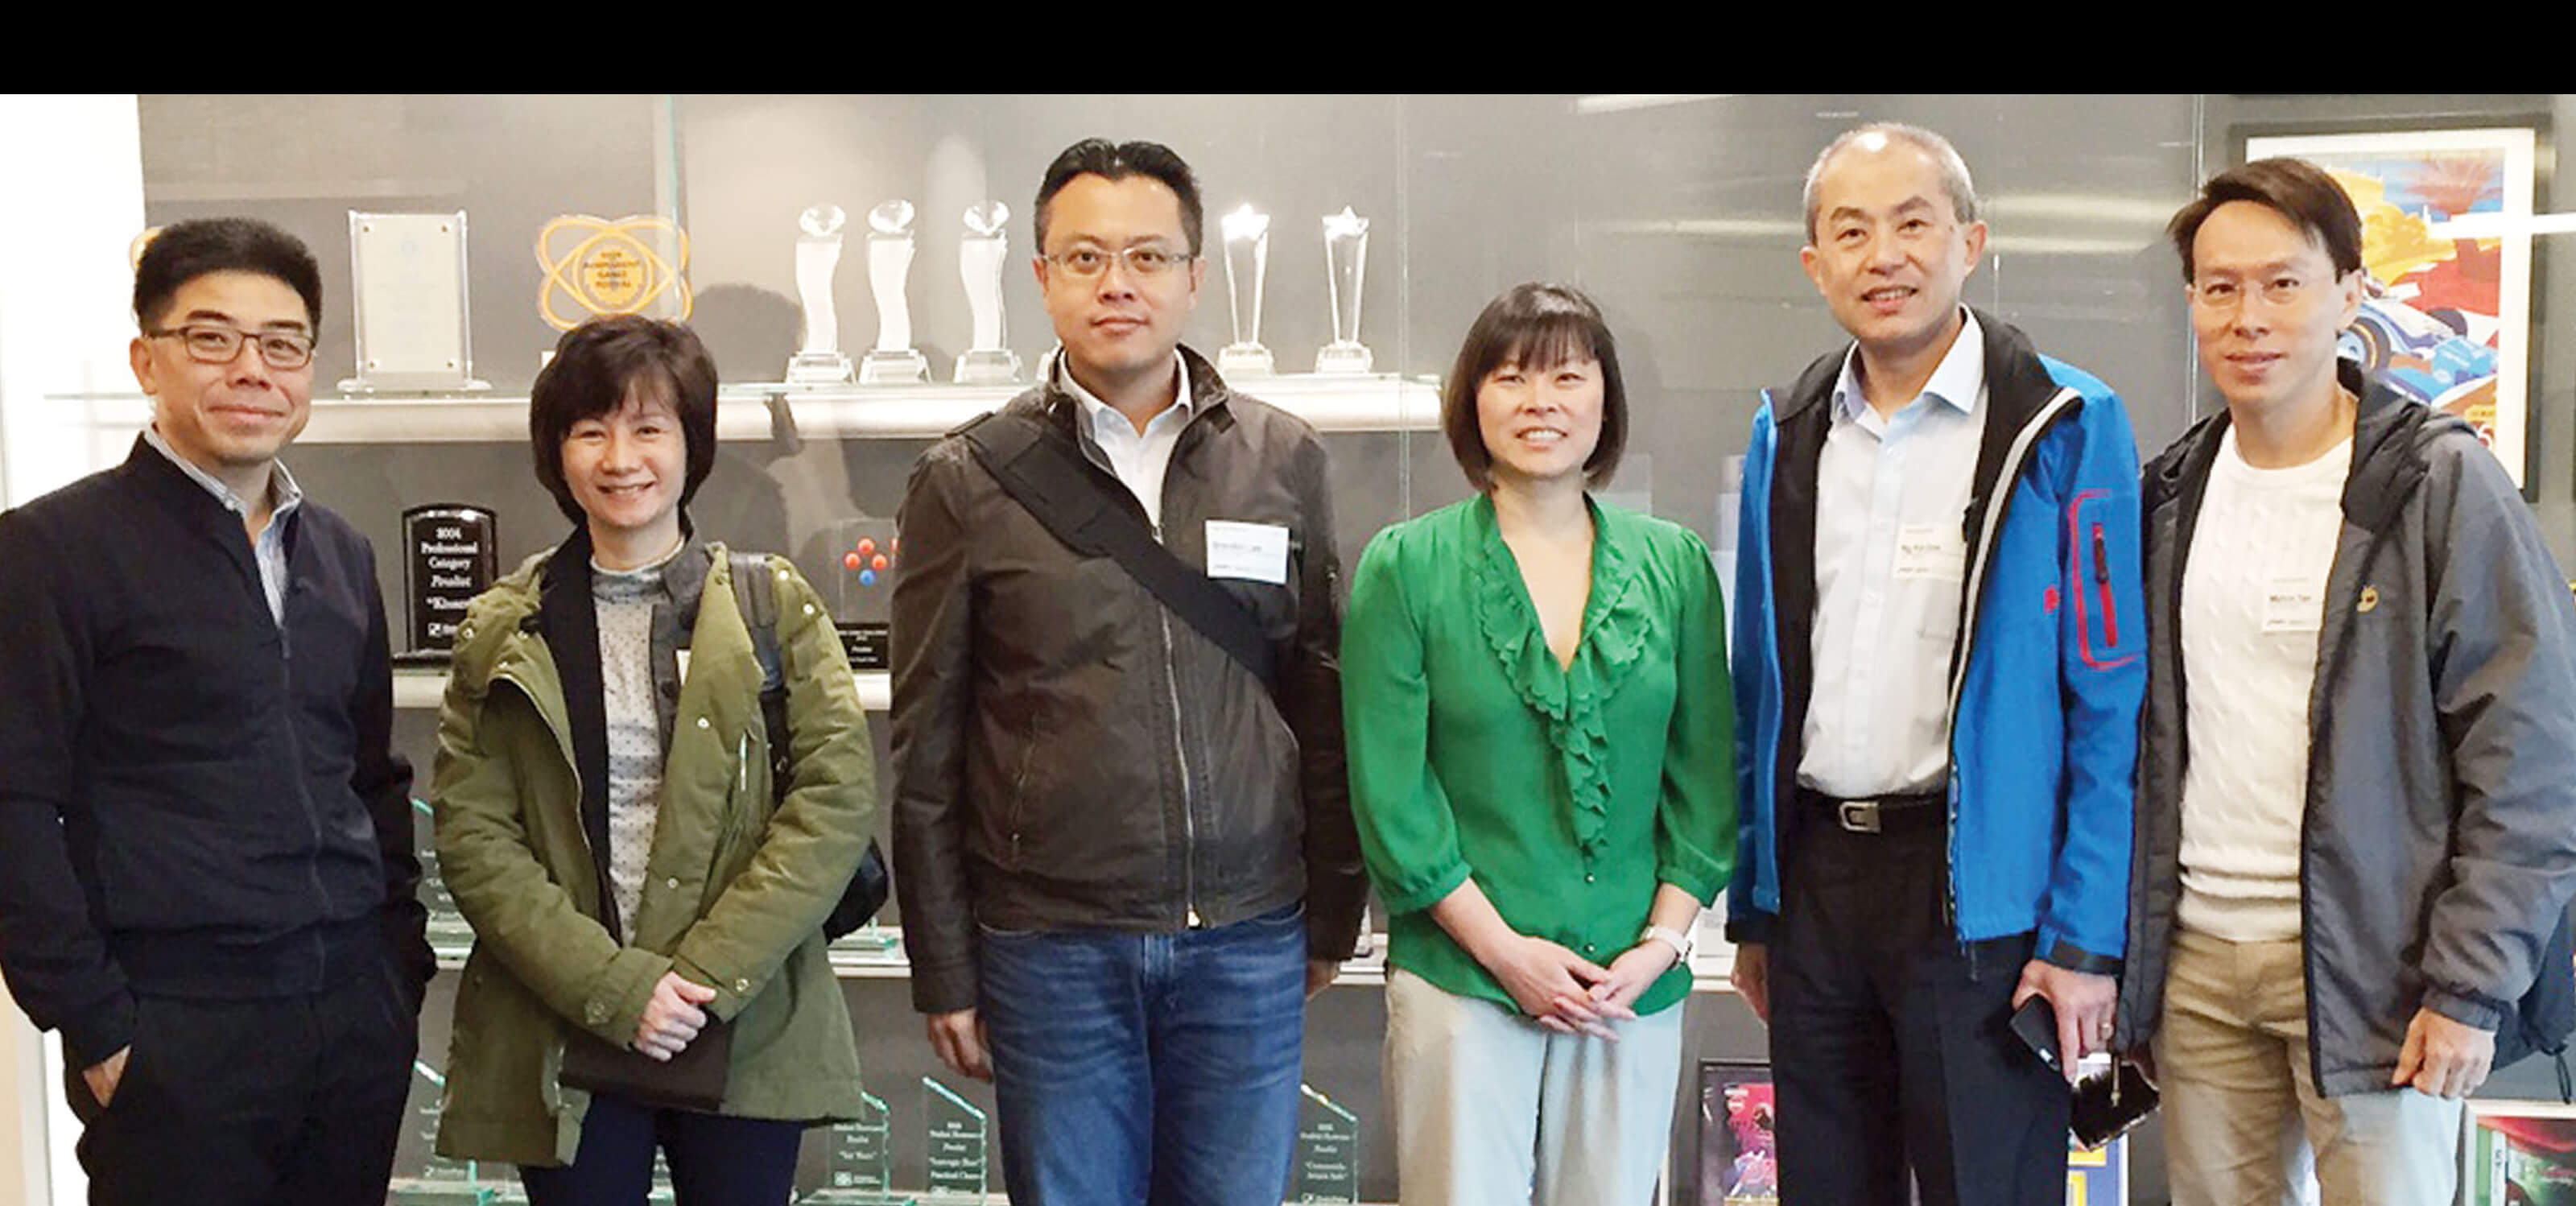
[1316,207,1374,374]
[1294,1084,1360,1203]
[860,200,930,385]
[399,504,497,666]
[953,201,1022,384]
[1217,204,1275,378]
[415,798,476,958]
[923,1076,989,1199]
[386,1060,493,1204]
[341,212,490,393]
[809,1090,916,1204]
[787,204,857,384]
[810,518,899,672]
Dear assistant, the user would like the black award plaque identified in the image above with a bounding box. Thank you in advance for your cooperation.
[401,505,498,665]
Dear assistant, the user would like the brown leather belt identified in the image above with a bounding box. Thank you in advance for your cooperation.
[1798,787,1945,835]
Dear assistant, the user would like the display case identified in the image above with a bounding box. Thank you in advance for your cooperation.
[35,90,2565,1205]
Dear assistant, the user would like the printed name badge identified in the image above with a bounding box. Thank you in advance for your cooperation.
[1893,524,1968,581]
[1204,520,1290,584]
[2261,576,2325,634]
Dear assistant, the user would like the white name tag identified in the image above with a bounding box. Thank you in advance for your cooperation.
[2261,576,2325,634]
[1205,520,1290,584]
[1893,524,1968,581]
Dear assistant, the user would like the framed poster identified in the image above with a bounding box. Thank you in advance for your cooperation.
[2242,126,2540,489]
[2467,1101,2576,1205]
[1698,1060,1777,1205]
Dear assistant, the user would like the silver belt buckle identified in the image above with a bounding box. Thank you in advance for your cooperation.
[1838,799,1882,834]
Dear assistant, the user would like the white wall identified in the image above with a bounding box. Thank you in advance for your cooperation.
[0,91,147,1206]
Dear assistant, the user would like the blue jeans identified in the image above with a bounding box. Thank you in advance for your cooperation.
[978,902,1308,1206]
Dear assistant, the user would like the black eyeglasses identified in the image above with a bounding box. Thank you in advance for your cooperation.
[147,323,317,370]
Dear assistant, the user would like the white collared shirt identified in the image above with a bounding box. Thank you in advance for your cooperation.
[1057,350,1194,529]
[1798,311,1987,798]
[142,423,303,626]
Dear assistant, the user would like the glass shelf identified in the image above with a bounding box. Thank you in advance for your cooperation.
[47,374,1440,445]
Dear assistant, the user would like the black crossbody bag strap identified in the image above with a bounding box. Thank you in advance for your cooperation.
[962,412,1277,688]
[727,552,890,940]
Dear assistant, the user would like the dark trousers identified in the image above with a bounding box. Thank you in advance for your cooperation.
[518,1094,806,1206]
[68,960,419,1206]
[1769,816,2070,1206]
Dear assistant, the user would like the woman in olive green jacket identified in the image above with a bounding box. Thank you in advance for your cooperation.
[430,317,872,1200]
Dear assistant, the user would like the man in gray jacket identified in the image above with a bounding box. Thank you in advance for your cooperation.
[2118,156,2576,1204]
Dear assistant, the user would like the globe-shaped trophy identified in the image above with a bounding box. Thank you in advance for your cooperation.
[954,200,1022,384]
[858,200,930,385]
[786,204,856,383]
[1316,206,1373,374]
[1217,204,1275,378]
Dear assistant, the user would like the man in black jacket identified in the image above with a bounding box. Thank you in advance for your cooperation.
[0,218,429,1205]
[890,138,1364,1206]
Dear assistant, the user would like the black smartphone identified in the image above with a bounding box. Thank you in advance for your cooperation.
[2008,994,2062,1072]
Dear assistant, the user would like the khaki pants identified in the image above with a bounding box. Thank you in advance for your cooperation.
[1383,968,1686,1206]
[2153,927,2462,1206]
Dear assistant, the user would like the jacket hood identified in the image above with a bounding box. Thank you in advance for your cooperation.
[2145,359,2455,534]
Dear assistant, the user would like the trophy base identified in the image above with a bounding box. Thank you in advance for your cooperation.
[1218,344,1275,378]
[860,349,930,385]
[803,1191,917,1204]
[386,1180,496,1205]
[953,347,1022,385]
[1315,342,1374,375]
[786,350,856,384]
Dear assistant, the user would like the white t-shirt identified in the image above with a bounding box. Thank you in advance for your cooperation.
[2176,426,2351,942]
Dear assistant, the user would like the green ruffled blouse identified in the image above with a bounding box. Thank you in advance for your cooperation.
[1342,494,1737,1017]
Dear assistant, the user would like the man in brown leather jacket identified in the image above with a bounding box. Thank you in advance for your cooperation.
[889,137,1364,1206]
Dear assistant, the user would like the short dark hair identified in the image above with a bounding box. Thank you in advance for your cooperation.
[1441,283,1630,492]
[2167,157,2364,284]
[1034,138,1204,255]
[132,217,324,332]
[528,316,719,525]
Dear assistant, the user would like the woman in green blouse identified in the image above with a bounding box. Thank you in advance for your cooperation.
[1343,283,1736,1205]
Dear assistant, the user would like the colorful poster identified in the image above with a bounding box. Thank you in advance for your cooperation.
[2066,1134,2126,1206]
[1699,1061,1777,1205]
[2469,1103,2576,1205]
[2244,127,2538,487]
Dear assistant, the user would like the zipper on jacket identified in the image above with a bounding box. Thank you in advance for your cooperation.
[2092,523,2120,646]
[1153,522,1203,930]
[1942,386,2087,944]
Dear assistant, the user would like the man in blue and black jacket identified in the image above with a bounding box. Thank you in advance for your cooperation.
[1727,124,2147,1205]
[0,218,428,1205]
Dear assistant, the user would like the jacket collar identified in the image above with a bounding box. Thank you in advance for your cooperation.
[2146,359,2432,535]
[1024,343,1237,440]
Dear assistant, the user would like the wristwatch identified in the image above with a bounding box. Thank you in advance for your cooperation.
[1639,923,1695,963]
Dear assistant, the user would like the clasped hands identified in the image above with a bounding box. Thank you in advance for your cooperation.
[631,970,718,1061]
[1485,932,1678,1039]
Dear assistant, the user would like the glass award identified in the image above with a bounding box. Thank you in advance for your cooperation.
[1294,1084,1360,1203]
[1217,204,1274,378]
[386,1060,494,1204]
[787,204,857,384]
[923,1076,989,1199]
[808,1090,917,1204]
[809,517,899,672]
[953,201,1022,384]
[537,213,693,334]
[399,504,498,666]
[415,798,476,957]
[342,212,490,394]
[859,200,931,385]
[1315,207,1374,374]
